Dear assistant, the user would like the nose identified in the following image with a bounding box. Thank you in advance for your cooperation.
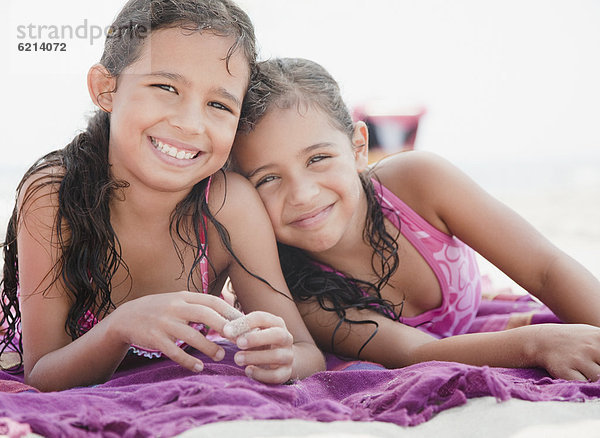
[170,99,206,135]
[285,175,319,207]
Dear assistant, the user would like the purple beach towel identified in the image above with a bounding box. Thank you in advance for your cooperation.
[1,335,600,438]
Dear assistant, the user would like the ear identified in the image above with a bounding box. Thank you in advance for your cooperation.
[87,64,116,113]
[351,121,369,172]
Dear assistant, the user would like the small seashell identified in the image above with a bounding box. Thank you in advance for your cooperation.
[222,306,244,321]
[225,316,252,338]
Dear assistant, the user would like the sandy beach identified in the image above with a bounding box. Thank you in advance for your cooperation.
[465,157,600,290]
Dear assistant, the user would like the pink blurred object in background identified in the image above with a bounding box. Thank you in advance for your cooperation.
[352,102,426,162]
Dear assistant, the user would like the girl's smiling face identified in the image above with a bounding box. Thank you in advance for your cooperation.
[233,105,369,255]
[90,27,249,195]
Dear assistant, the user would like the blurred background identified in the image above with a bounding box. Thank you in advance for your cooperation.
[2,0,599,286]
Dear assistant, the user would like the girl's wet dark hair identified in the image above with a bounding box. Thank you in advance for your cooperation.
[101,0,257,77]
[0,0,257,369]
[236,58,402,358]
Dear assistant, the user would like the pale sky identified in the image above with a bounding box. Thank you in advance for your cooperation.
[3,0,600,174]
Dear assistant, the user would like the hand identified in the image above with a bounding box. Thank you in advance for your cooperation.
[223,311,294,384]
[532,323,600,381]
[110,292,237,373]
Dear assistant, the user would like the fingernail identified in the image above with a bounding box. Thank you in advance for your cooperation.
[214,348,225,362]
[234,353,245,366]
[245,366,253,378]
[237,336,248,349]
[193,363,204,373]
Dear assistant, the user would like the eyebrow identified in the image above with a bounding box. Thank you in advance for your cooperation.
[147,71,242,109]
[304,142,334,154]
[148,71,189,85]
[215,86,242,109]
[246,142,334,178]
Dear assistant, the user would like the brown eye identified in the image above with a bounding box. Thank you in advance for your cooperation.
[152,84,178,94]
[208,101,233,113]
[255,175,278,188]
[308,155,329,165]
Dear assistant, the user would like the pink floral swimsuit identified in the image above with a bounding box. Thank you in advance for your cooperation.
[373,179,482,338]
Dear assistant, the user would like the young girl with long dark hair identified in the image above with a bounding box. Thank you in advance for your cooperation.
[0,3,324,392]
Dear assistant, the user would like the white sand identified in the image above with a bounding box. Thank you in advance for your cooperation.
[476,181,600,292]
[177,398,600,438]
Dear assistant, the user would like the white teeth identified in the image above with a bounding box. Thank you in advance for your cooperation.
[151,137,197,160]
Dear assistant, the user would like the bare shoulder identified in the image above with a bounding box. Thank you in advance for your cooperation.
[204,171,286,299]
[372,150,456,196]
[16,166,69,301]
[205,170,274,251]
[18,165,64,200]
[207,170,264,218]
[17,166,65,228]
[370,151,463,229]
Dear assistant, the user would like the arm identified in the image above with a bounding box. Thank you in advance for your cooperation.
[300,301,600,381]
[18,175,238,391]
[17,174,129,391]
[374,151,600,325]
[208,172,326,382]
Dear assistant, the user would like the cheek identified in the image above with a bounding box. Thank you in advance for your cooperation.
[212,117,241,148]
[216,130,236,152]
[340,168,363,199]
[352,179,363,200]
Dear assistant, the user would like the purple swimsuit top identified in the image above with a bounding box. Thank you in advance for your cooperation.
[319,179,482,339]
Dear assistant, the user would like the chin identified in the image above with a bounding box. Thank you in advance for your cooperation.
[280,231,339,254]
[299,239,337,254]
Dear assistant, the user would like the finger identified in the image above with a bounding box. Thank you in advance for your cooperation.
[181,304,231,335]
[236,327,293,350]
[171,323,225,362]
[577,363,600,382]
[244,364,292,384]
[182,292,244,322]
[550,367,588,382]
[159,341,206,374]
[234,347,294,368]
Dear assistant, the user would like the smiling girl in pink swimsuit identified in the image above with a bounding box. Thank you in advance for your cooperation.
[231,57,600,381]
[0,2,324,392]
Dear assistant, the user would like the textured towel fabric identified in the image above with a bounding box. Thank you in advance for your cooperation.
[1,336,599,438]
